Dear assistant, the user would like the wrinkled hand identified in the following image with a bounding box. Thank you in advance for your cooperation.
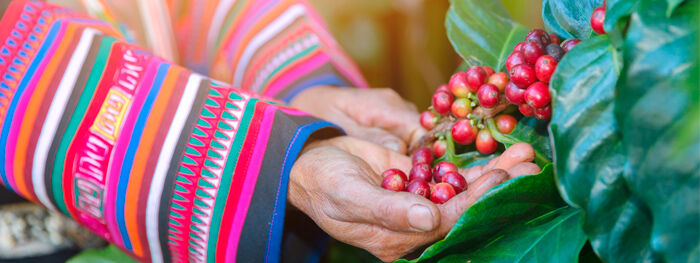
[290,86,425,154]
[290,136,539,261]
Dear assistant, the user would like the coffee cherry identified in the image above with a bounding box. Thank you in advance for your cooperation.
[477,84,500,108]
[420,111,439,130]
[433,139,447,158]
[522,41,544,65]
[382,173,407,192]
[412,147,433,165]
[509,64,537,88]
[525,29,551,47]
[524,82,551,109]
[451,98,472,118]
[432,161,458,183]
[476,129,498,154]
[410,163,433,182]
[519,104,535,116]
[549,33,562,45]
[430,183,456,204]
[436,84,450,93]
[506,51,526,72]
[465,66,487,93]
[534,104,552,120]
[561,39,581,53]
[513,42,525,52]
[483,66,495,76]
[590,6,606,35]
[381,168,408,180]
[496,114,517,134]
[449,72,470,98]
[452,119,479,145]
[535,55,558,83]
[442,172,467,193]
[545,43,565,61]
[407,180,431,199]
[505,81,526,104]
[432,91,454,115]
[487,72,508,91]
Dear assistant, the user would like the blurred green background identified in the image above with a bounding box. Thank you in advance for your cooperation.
[307,0,544,109]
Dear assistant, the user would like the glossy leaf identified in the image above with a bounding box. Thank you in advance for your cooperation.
[614,0,699,261]
[398,164,587,263]
[433,207,585,263]
[542,0,604,40]
[603,0,638,31]
[445,0,529,71]
[486,116,553,167]
[549,34,657,262]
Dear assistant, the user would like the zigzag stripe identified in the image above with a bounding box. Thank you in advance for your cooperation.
[167,85,228,263]
[187,88,247,263]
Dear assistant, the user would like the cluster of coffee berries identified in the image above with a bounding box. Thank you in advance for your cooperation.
[504,29,581,120]
[381,148,468,204]
[590,3,606,35]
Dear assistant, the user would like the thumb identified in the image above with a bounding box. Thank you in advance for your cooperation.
[357,188,441,232]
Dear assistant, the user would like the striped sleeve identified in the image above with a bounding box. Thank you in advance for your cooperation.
[0,1,339,262]
[167,0,369,102]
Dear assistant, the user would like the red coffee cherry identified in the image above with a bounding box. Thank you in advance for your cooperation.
[487,72,509,91]
[430,183,456,204]
[534,104,552,120]
[382,173,407,192]
[509,64,537,88]
[590,6,606,35]
[409,163,433,182]
[407,180,431,199]
[505,81,526,104]
[482,66,495,76]
[381,168,407,180]
[524,82,551,109]
[496,114,517,134]
[433,139,447,158]
[432,161,458,183]
[549,33,562,45]
[451,98,472,118]
[506,51,527,72]
[519,104,535,116]
[465,66,487,93]
[561,39,581,53]
[535,55,558,83]
[477,84,500,108]
[432,91,454,115]
[411,147,433,165]
[420,110,439,130]
[522,41,544,65]
[475,130,498,154]
[442,171,467,193]
[449,72,470,98]
[451,119,479,145]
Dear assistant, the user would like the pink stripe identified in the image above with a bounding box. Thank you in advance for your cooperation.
[103,59,162,247]
[264,51,329,97]
[4,21,67,193]
[278,107,309,117]
[224,105,276,262]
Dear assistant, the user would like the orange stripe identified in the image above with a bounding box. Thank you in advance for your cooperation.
[230,0,293,68]
[12,24,78,201]
[123,66,182,257]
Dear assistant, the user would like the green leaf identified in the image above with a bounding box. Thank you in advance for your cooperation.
[542,0,604,40]
[445,0,529,71]
[486,117,553,167]
[549,34,658,262]
[398,164,586,262]
[603,0,638,32]
[614,0,699,261]
[68,245,137,263]
[435,207,586,263]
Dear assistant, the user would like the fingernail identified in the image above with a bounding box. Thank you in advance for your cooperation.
[408,204,435,232]
[382,140,400,152]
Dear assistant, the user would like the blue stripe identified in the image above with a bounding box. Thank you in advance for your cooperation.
[114,63,169,250]
[265,120,342,263]
[0,22,61,189]
[281,74,348,102]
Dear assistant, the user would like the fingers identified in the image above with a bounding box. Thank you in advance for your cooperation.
[507,162,541,179]
[346,126,409,154]
[438,169,509,233]
[483,143,535,171]
[354,189,441,232]
[327,136,412,175]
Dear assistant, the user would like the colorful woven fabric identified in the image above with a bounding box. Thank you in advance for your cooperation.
[0,0,361,262]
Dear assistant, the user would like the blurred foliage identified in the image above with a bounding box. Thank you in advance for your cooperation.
[308,0,544,109]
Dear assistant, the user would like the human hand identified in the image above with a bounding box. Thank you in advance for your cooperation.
[289,86,425,154]
[289,136,539,261]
